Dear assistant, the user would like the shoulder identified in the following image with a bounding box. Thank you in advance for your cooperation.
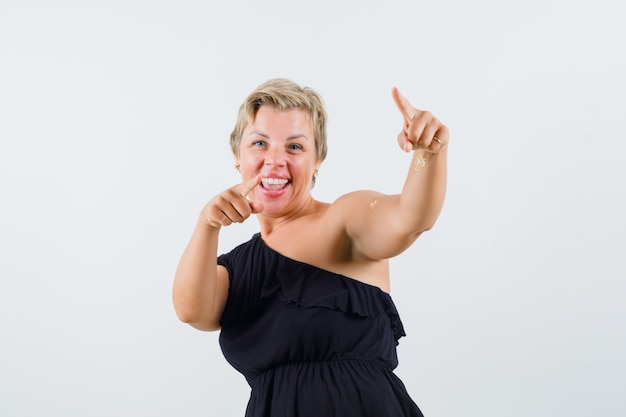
[323,190,388,247]
[329,190,384,212]
[217,234,262,271]
[326,190,388,230]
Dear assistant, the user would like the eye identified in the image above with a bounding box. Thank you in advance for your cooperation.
[251,139,267,147]
[288,143,303,151]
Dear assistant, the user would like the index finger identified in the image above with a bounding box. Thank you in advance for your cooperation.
[391,87,414,122]
[238,173,262,198]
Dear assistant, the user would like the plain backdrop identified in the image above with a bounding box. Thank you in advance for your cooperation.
[1,1,624,416]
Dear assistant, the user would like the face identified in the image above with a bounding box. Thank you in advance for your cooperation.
[237,106,319,216]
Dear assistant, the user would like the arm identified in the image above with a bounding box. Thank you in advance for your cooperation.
[344,87,449,260]
[172,221,226,331]
[172,175,263,331]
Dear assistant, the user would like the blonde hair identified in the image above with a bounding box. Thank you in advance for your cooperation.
[229,78,328,163]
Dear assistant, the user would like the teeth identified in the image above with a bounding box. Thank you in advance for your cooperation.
[262,178,288,185]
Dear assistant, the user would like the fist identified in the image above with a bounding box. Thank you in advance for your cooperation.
[392,87,449,153]
[201,174,263,229]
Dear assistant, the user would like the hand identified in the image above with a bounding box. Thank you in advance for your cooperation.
[392,87,449,153]
[201,174,264,229]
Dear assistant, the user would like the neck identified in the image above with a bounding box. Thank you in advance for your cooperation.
[257,198,319,237]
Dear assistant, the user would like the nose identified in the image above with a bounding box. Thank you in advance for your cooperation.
[264,149,286,167]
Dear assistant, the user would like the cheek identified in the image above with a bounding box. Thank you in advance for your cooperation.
[240,155,264,171]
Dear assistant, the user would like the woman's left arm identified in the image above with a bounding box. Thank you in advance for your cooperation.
[344,87,449,260]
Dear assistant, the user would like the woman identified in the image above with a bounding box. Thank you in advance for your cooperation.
[173,78,449,417]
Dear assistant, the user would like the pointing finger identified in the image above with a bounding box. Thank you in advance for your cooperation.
[391,87,414,122]
[238,173,262,198]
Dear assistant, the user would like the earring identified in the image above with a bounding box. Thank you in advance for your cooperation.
[235,163,241,172]
[313,169,318,179]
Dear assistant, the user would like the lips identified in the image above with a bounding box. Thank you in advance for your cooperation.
[261,177,289,190]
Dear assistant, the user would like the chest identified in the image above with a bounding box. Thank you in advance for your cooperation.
[262,224,390,292]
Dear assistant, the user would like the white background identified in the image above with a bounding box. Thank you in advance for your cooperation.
[1,1,624,416]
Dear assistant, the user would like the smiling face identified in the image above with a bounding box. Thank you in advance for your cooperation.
[237,105,320,217]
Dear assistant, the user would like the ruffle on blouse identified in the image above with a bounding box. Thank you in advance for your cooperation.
[218,233,406,342]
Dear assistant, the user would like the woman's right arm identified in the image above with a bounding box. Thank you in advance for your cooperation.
[172,175,263,331]
[172,220,228,331]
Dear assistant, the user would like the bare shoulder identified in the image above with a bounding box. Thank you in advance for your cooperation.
[328,190,392,236]
[264,196,391,292]
[328,190,386,214]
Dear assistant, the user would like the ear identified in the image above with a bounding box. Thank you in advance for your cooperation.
[311,162,321,187]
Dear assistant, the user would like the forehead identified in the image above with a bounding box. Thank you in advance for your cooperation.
[247,106,312,133]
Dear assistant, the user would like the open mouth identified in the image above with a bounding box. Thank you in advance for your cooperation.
[261,178,289,190]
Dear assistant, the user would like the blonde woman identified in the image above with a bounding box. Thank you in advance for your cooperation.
[173,78,449,417]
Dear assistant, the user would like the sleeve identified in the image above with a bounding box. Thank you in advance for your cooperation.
[217,235,263,325]
[217,251,233,283]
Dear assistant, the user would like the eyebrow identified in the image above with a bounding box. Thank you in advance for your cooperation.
[248,130,310,141]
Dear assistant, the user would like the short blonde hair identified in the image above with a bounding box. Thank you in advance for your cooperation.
[229,78,328,163]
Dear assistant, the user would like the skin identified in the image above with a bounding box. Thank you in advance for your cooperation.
[172,87,449,331]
